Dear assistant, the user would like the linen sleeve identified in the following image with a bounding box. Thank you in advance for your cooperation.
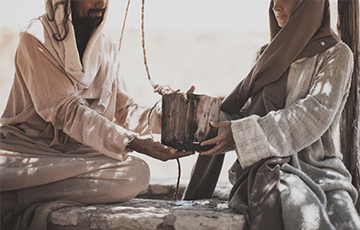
[231,43,354,168]
[16,33,136,161]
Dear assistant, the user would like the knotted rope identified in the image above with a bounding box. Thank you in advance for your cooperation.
[141,0,182,201]
[118,0,182,201]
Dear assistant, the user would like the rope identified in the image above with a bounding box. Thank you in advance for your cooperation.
[118,0,183,201]
[141,0,182,201]
[173,158,182,200]
[147,99,161,139]
[118,0,131,52]
[141,0,155,89]
[117,0,131,76]
[141,0,176,96]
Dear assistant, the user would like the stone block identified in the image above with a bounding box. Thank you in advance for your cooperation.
[48,199,245,230]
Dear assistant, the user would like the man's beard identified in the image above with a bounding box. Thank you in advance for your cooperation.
[72,7,105,34]
[87,8,105,28]
[74,14,104,32]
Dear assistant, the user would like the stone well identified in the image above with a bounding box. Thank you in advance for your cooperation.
[47,183,246,230]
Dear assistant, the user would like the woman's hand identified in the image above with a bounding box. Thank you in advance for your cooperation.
[200,121,235,156]
[127,136,194,161]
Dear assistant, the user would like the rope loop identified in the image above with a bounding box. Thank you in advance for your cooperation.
[140,0,183,201]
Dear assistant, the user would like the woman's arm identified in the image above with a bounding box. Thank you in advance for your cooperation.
[236,43,353,168]
[202,43,354,169]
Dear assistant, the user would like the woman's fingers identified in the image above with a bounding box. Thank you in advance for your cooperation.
[186,85,195,94]
[201,136,220,146]
[201,141,228,156]
[200,121,231,146]
[199,120,234,156]
[208,121,221,128]
[210,121,231,128]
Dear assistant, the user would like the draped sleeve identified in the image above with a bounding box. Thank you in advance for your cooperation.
[4,32,138,161]
[231,42,353,168]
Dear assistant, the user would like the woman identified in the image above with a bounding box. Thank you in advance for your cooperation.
[200,0,360,229]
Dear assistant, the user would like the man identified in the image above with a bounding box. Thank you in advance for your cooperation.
[0,0,193,229]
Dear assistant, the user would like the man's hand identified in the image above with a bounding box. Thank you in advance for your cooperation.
[128,136,194,161]
[200,121,235,156]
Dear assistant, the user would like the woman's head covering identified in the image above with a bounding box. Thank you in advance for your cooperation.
[221,0,339,116]
[26,0,115,113]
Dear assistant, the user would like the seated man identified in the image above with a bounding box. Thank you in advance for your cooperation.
[0,0,193,228]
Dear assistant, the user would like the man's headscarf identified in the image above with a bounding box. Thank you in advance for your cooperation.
[23,0,114,113]
[221,0,339,116]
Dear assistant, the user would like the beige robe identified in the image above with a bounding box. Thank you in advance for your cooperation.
[0,2,161,228]
[0,25,161,192]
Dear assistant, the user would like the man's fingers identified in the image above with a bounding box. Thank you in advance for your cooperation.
[163,145,193,156]
[165,150,194,160]
[176,150,195,158]
[166,147,176,154]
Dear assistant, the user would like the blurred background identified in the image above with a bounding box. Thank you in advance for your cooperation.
[0,0,339,186]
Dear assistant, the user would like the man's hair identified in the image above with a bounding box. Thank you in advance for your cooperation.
[46,0,71,41]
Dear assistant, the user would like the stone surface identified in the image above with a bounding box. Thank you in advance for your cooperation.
[48,198,245,230]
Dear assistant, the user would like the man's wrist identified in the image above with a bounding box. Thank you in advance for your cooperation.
[127,135,139,150]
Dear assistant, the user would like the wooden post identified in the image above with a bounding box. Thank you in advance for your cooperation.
[337,0,360,211]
